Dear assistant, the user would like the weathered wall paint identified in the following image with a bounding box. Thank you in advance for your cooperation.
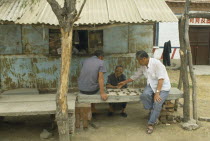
[0,25,22,54]
[104,26,128,53]
[0,24,152,91]
[22,25,49,54]
[0,25,49,55]
[129,25,153,53]
[0,55,147,90]
[104,25,153,53]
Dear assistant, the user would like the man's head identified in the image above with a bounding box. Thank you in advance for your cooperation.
[115,65,123,77]
[94,50,104,60]
[136,50,149,66]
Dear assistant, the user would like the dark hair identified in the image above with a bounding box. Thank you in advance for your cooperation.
[115,65,123,70]
[94,50,104,57]
[136,50,149,59]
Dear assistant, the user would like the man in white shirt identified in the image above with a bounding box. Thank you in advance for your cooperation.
[118,50,171,134]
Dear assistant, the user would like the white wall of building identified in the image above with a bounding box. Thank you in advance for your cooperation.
[154,22,180,60]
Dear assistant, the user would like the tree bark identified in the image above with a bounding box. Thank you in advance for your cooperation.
[46,0,86,141]
[179,16,191,122]
[56,27,73,141]
[186,5,198,123]
[174,32,184,111]
[188,48,198,122]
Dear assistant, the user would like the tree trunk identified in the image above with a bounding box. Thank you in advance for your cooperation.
[56,26,73,141]
[179,16,191,122]
[174,41,184,111]
[188,49,197,122]
[46,0,86,140]
[186,10,198,123]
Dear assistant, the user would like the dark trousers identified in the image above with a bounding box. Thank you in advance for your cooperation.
[80,89,99,95]
[109,103,127,110]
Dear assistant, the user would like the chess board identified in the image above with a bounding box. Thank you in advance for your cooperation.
[77,88,183,103]
[106,88,140,96]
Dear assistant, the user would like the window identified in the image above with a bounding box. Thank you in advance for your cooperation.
[49,29,61,56]
[49,29,103,56]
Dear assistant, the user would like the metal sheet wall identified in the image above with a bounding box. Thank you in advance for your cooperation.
[0,25,151,91]
[104,25,153,53]
[0,25,22,54]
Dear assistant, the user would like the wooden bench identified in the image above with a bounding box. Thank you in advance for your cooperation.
[76,88,183,129]
[0,93,77,134]
[77,88,183,103]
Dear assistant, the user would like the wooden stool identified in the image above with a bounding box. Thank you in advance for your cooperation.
[75,103,91,129]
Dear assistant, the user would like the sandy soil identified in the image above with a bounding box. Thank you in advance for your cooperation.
[1,70,210,141]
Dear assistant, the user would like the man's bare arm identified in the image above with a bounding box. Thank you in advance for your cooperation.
[98,72,108,101]
[118,78,134,88]
[154,79,164,103]
[106,84,118,89]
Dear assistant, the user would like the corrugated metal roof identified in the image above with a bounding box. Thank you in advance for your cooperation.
[75,0,109,25]
[134,0,178,22]
[107,0,144,23]
[166,0,210,3]
[0,0,178,26]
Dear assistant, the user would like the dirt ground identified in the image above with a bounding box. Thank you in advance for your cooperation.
[1,70,210,141]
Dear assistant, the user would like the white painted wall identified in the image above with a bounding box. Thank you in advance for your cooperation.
[154,22,180,59]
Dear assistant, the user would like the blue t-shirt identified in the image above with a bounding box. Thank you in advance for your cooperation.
[78,56,106,91]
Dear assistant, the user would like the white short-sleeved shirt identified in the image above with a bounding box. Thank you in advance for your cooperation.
[130,58,171,93]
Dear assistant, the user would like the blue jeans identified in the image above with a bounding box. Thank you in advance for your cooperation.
[140,85,169,125]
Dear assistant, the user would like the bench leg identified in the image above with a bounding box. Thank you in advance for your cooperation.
[75,107,81,128]
[75,103,91,129]
[82,107,92,128]
[68,113,75,134]
[174,99,179,111]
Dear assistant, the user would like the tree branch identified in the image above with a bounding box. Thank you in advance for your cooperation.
[73,0,86,23]
[47,0,64,22]
[189,11,210,19]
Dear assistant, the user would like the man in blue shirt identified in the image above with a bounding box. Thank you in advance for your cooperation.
[78,50,108,112]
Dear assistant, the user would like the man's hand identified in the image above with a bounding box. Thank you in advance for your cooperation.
[154,93,162,103]
[118,81,126,89]
[100,93,108,101]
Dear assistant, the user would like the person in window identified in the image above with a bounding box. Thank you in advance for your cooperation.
[106,65,128,117]
[118,50,171,134]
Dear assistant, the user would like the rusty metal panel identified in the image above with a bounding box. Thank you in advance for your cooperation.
[0,57,36,90]
[0,55,146,91]
[22,25,49,54]
[103,26,128,54]
[129,25,153,53]
[32,57,60,89]
[0,25,22,54]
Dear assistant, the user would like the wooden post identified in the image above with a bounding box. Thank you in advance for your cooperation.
[184,0,198,122]
[178,16,191,122]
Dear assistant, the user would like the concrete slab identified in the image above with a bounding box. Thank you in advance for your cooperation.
[0,93,76,103]
[191,65,210,75]
[2,88,39,95]
[0,94,76,116]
